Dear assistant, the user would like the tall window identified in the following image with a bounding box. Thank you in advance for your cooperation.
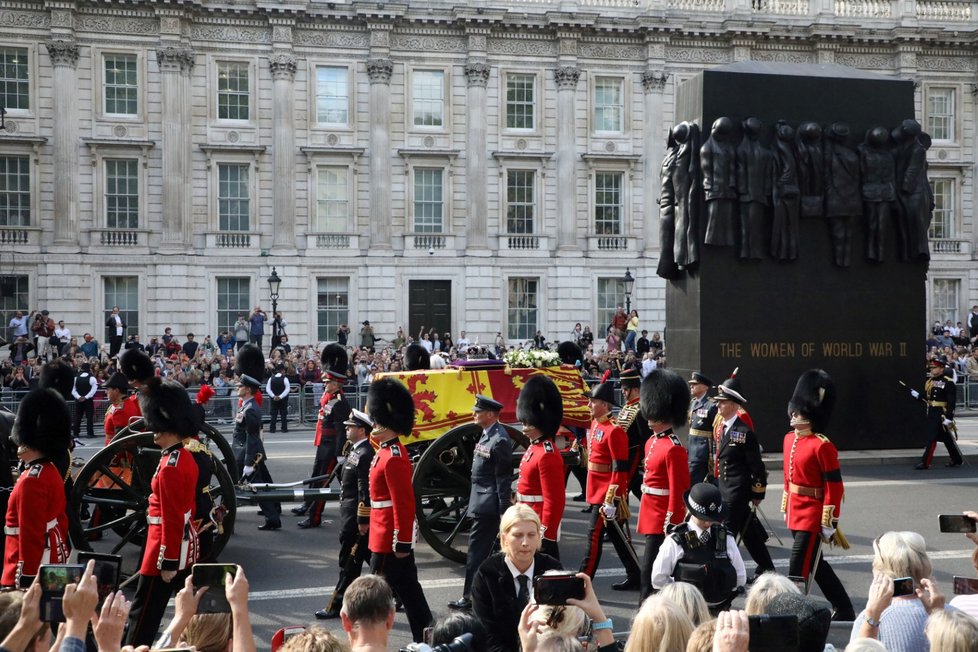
[506,170,535,234]
[932,279,960,327]
[0,275,29,334]
[218,164,249,231]
[217,278,250,337]
[508,278,538,341]
[929,178,954,239]
[105,159,139,229]
[597,278,625,334]
[316,167,349,232]
[927,88,955,142]
[412,70,444,127]
[414,168,444,233]
[317,277,349,342]
[506,73,535,130]
[103,54,138,116]
[104,277,138,341]
[217,61,249,121]
[0,47,29,110]
[594,172,623,235]
[0,156,30,226]
[315,66,348,126]
[594,77,624,132]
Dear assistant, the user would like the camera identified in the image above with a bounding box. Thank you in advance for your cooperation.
[400,633,472,652]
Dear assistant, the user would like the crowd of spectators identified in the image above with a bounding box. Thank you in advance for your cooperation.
[926,314,978,381]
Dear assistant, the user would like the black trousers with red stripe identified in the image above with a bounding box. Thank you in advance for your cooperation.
[579,508,640,581]
[125,573,178,646]
[788,529,854,618]
[370,551,433,643]
[306,439,338,524]
[919,411,962,468]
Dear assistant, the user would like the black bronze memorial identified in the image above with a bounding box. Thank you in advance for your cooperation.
[664,62,926,451]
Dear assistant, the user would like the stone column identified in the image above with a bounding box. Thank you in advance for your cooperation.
[642,70,669,256]
[554,65,580,251]
[367,58,393,249]
[155,46,195,248]
[464,61,490,253]
[45,39,79,246]
[270,53,297,250]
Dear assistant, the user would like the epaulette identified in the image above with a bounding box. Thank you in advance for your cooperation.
[390,445,401,457]
[815,434,830,444]
[27,464,42,478]
[183,438,207,453]
[669,434,682,446]
[166,449,180,466]
[543,440,555,453]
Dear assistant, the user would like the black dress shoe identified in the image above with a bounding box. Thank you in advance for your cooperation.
[291,505,309,516]
[572,493,586,502]
[611,578,640,591]
[297,518,320,529]
[580,505,594,513]
[315,608,340,620]
[258,522,281,531]
[447,597,472,610]
[914,462,929,470]
[946,461,964,467]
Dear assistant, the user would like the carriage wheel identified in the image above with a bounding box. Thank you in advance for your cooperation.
[112,418,239,484]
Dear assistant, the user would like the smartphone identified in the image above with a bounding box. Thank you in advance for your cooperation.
[533,571,585,606]
[38,564,85,623]
[893,576,915,597]
[747,614,799,651]
[939,514,977,533]
[76,552,121,611]
[192,563,238,613]
[953,576,978,595]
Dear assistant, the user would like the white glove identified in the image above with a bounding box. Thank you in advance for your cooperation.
[910,390,920,399]
[600,504,617,520]
[336,456,347,465]
[943,418,953,427]
[821,526,836,540]
[242,465,255,477]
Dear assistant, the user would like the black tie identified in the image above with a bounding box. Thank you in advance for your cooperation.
[517,574,530,608]
[700,530,711,545]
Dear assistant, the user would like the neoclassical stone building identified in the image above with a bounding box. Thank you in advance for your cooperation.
[0,0,974,347]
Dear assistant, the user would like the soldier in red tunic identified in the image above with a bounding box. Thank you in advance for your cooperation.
[781,369,855,620]
[365,377,432,643]
[516,374,566,560]
[119,348,156,417]
[103,371,137,444]
[637,369,691,600]
[125,378,201,646]
[579,381,641,589]
[2,388,71,588]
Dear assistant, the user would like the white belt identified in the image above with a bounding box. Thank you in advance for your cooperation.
[517,493,544,503]
[147,516,162,525]
[641,486,670,496]
[5,518,58,536]
[372,500,393,508]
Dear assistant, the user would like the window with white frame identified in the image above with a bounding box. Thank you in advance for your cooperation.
[0,275,29,333]
[0,47,29,111]
[315,66,348,126]
[104,276,138,341]
[0,155,30,226]
[594,77,624,132]
[103,53,138,116]
[218,163,249,232]
[105,159,139,229]
[932,278,960,327]
[217,61,249,121]
[927,88,955,142]
[316,166,350,232]
[413,167,444,233]
[506,170,535,234]
[412,70,445,127]
[506,73,535,130]
[217,277,250,337]
[508,277,538,341]
[929,178,955,239]
[594,172,623,235]
[317,277,349,342]
[597,278,625,334]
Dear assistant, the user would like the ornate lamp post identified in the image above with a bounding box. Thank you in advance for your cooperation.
[621,268,635,314]
[268,267,281,346]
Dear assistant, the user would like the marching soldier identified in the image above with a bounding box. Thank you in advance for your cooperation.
[449,394,513,611]
[366,378,433,643]
[914,355,963,469]
[316,409,375,620]
[782,369,855,620]
[617,367,653,501]
[687,371,717,484]
[637,369,692,600]
[515,375,566,560]
[266,363,291,433]
[579,381,642,590]
[232,344,281,531]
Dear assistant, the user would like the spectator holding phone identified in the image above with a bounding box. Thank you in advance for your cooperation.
[950,511,978,620]
[517,572,616,652]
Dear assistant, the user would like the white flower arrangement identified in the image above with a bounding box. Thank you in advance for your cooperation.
[504,348,561,368]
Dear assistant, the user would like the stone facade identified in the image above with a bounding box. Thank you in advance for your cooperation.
[0,0,976,346]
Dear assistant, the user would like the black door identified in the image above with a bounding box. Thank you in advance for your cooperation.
[409,280,451,341]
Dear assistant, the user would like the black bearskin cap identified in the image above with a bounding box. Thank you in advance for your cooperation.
[39,359,74,401]
[788,369,836,433]
[404,343,430,371]
[234,344,266,388]
[138,377,198,438]
[516,375,563,439]
[640,368,690,427]
[367,377,415,436]
[321,343,348,374]
[557,341,583,367]
[120,349,155,384]
[13,388,71,459]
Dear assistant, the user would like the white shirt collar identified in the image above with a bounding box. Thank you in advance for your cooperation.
[503,556,535,582]
[723,414,738,430]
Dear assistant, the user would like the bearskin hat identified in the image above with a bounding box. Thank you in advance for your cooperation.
[119,348,155,384]
[557,341,583,367]
[234,344,266,389]
[640,368,691,427]
[787,369,836,433]
[404,343,430,371]
[39,359,74,401]
[367,377,415,436]
[12,388,71,459]
[321,343,348,375]
[516,375,563,439]
[138,377,198,438]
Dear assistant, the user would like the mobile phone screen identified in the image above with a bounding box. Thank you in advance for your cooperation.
[76,553,121,611]
[39,564,85,623]
[893,577,915,597]
[939,514,977,533]
[192,563,238,613]
[953,576,978,595]
[532,573,585,605]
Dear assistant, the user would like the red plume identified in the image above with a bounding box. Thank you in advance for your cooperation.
[196,384,215,405]
[601,369,612,383]
[254,388,263,407]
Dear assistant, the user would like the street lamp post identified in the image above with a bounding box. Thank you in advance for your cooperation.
[268,267,281,348]
[621,268,635,314]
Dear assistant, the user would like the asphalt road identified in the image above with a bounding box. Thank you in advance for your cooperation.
[72,423,978,650]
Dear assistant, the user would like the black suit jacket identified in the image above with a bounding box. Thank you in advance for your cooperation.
[716,416,767,503]
[471,551,562,652]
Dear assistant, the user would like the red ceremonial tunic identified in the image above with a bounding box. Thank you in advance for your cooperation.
[315,391,341,447]
[140,444,199,576]
[368,438,416,554]
[2,461,69,587]
[585,414,629,505]
[637,430,690,535]
[517,437,566,541]
[104,398,141,445]
[781,431,844,533]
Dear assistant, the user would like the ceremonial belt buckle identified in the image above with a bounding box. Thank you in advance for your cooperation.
[516,493,544,503]
[588,462,612,473]
[641,486,670,496]
[372,499,394,508]
[788,482,824,499]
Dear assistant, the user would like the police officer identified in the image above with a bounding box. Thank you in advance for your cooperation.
[232,344,281,531]
[266,364,291,434]
[449,394,513,610]
[616,368,652,501]
[366,378,433,643]
[914,356,963,469]
[687,371,717,484]
[71,363,98,439]
[316,408,375,620]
